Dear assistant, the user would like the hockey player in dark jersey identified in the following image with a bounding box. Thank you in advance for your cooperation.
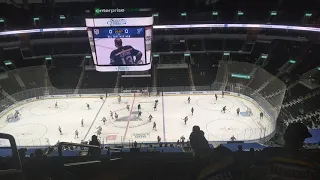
[110,38,143,65]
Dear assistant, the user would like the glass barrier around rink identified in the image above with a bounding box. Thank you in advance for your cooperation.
[0,80,284,146]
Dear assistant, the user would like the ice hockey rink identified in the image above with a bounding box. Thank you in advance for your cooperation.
[0,93,275,146]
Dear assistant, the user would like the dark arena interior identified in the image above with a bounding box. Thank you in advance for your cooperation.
[0,0,320,180]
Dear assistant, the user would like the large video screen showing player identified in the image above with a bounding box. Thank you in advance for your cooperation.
[93,27,146,66]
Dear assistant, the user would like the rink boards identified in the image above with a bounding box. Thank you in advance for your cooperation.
[0,91,274,121]
[0,90,277,146]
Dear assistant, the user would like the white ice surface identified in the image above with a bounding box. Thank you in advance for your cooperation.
[0,94,274,146]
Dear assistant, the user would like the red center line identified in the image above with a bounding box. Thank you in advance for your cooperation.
[122,93,136,142]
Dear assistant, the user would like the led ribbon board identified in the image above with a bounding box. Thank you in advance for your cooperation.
[1,24,319,36]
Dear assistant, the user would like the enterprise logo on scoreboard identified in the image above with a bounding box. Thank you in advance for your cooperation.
[85,16,153,72]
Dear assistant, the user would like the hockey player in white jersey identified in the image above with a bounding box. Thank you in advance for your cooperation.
[148,114,153,122]
[75,130,79,138]
[118,95,121,104]
[126,104,130,111]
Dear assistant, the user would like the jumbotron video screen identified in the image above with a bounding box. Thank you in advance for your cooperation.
[86,16,153,72]
[93,27,146,65]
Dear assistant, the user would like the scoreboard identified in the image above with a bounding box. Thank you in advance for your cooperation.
[85,9,153,72]
[93,27,145,39]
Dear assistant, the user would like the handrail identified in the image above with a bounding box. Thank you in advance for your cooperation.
[57,142,100,157]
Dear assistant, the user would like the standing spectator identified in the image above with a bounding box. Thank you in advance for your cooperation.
[133,141,138,148]
[189,126,210,157]
[88,135,101,157]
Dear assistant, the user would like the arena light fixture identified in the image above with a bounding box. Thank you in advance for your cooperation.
[0,18,4,23]
[45,56,52,60]
[60,15,66,20]
[223,52,230,56]
[270,11,277,16]
[85,55,91,59]
[305,13,312,17]
[181,12,187,16]
[261,54,268,59]
[184,53,190,57]
[153,54,159,57]
[237,11,244,16]
[289,60,296,64]
[212,11,218,16]
[153,13,159,17]
[4,60,12,65]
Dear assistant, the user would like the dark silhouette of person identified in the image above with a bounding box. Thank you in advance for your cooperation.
[88,135,101,157]
[249,122,319,180]
[189,125,210,157]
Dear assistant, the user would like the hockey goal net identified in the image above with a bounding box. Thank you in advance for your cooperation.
[240,101,253,116]
[246,107,253,116]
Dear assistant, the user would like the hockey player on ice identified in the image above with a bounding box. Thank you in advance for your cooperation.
[183,116,188,125]
[55,101,58,108]
[153,103,157,111]
[180,136,185,144]
[75,130,79,138]
[138,111,142,118]
[155,99,159,105]
[97,129,102,136]
[138,104,141,112]
[237,108,240,116]
[230,135,236,141]
[260,112,264,119]
[102,117,107,124]
[58,126,62,135]
[215,94,218,100]
[14,110,20,119]
[81,119,84,127]
[191,107,194,115]
[118,95,121,104]
[153,122,157,130]
[126,104,130,111]
[97,126,102,131]
[100,96,104,101]
[222,91,225,98]
[148,114,153,122]
[86,103,90,110]
[114,112,118,120]
[221,106,226,113]
[110,111,114,119]
[187,97,191,103]
[157,136,161,143]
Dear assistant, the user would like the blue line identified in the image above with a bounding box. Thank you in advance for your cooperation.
[161,93,166,142]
